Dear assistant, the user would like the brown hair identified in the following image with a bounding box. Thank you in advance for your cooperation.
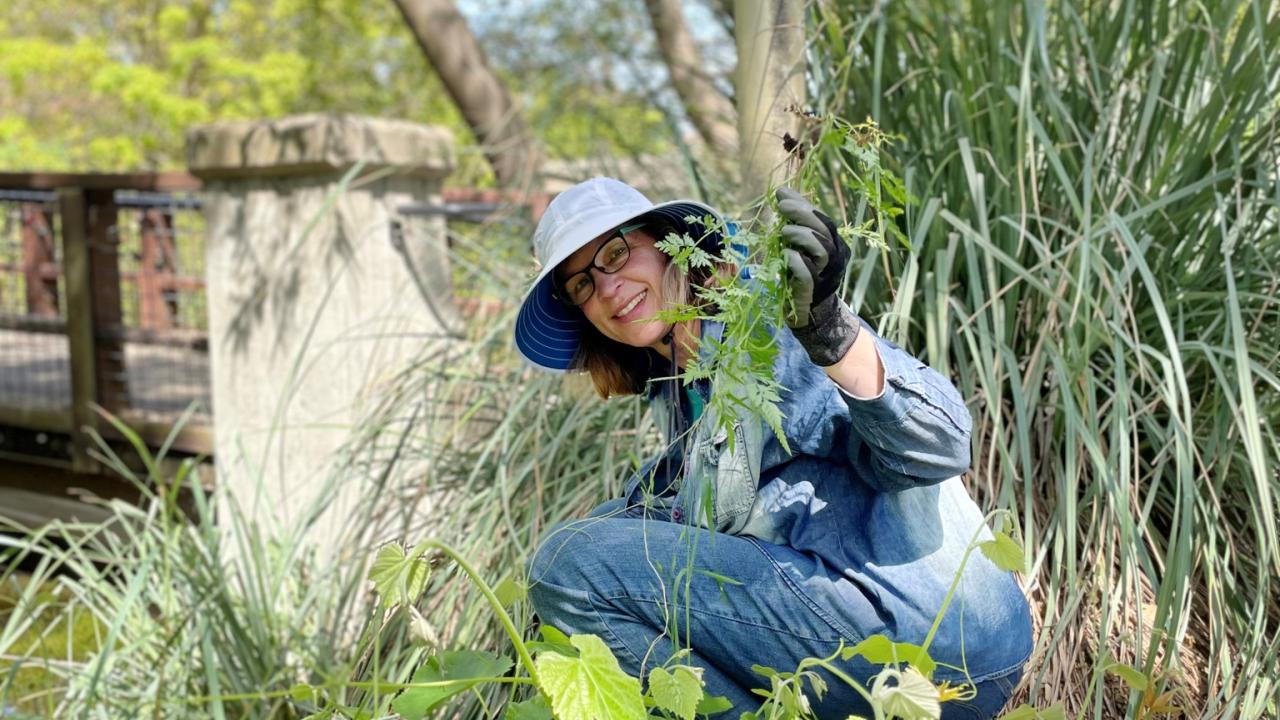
[567,219,721,398]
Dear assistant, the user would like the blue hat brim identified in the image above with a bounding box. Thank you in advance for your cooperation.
[515,273,586,372]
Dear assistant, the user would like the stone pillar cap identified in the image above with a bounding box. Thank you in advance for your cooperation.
[186,113,455,180]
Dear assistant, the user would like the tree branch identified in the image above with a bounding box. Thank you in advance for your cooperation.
[643,0,740,162]
[393,0,541,188]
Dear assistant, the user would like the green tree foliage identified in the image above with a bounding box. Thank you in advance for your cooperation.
[0,0,674,175]
[470,0,724,176]
[0,0,458,170]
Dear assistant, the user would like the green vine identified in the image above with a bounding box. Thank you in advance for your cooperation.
[655,116,914,450]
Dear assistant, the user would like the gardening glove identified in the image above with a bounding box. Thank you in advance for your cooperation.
[777,187,862,366]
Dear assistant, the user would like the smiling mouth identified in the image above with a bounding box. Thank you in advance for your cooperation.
[613,290,646,320]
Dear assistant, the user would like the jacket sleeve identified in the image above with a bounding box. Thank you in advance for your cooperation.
[841,329,973,492]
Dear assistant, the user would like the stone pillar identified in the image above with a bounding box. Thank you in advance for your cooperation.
[187,114,456,545]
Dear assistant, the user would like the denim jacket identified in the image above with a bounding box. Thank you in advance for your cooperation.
[623,318,1033,682]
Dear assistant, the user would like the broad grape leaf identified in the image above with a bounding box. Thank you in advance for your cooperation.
[870,667,940,720]
[842,635,937,677]
[391,649,512,719]
[648,666,704,720]
[535,634,645,720]
[978,531,1026,573]
[368,542,430,609]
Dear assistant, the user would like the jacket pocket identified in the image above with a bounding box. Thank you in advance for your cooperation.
[680,419,761,533]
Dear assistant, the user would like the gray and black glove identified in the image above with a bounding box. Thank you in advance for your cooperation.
[777,187,861,366]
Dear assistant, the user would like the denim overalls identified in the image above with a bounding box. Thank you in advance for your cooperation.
[527,320,1034,719]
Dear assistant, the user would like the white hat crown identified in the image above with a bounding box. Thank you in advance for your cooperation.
[533,177,654,267]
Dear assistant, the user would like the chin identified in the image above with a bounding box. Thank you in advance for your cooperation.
[611,317,668,349]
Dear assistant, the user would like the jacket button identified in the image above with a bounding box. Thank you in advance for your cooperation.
[672,508,683,522]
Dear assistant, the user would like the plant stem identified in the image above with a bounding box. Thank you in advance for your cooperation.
[422,541,541,689]
[920,510,1006,655]
[182,677,535,705]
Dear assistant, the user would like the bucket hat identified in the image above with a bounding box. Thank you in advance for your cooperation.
[515,177,723,372]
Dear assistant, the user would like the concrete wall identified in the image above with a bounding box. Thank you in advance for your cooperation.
[187,113,456,544]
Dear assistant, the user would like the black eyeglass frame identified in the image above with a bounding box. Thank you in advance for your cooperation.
[553,222,645,307]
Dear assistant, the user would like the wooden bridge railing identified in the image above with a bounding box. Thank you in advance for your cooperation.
[0,172,212,471]
[0,172,551,475]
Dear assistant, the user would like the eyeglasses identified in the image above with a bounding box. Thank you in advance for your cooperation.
[556,223,644,307]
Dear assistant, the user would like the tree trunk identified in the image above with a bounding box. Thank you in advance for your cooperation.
[643,0,740,164]
[393,0,541,188]
[733,0,805,203]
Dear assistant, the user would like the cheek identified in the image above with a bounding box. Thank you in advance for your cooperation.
[581,301,616,335]
[627,251,669,295]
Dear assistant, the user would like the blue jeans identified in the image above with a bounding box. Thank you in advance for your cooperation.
[527,499,1024,719]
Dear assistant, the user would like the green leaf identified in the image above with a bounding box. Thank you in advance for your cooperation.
[648,666,704,720]
[535,634,646,720]
[765,671,813,718]
[408,606,440,648]
[494,576,527,607]
[504,696,554,720]
[289,683,317,704]
[843,635,937,676]
[694,568,744,590]
[998,704,1039,720]
[391,649,513,719]
[870,667,941,720]
[1105,662,1149,691]
[368,542,431,609]
[749,664,779,679]
[528,624,577,657]
[978,531,1027,574]
[695,695,734,716]
[539,624,572,645]
[1038,703,1067,720]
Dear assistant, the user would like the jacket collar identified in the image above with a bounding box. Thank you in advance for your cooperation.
[642,319,724,401]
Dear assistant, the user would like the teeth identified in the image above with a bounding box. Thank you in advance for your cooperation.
[617,291,645,318]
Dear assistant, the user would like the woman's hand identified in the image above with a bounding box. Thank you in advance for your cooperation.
[777,188,861,366]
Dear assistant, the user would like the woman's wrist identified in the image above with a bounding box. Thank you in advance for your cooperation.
[791,295,861,365]
[821,315,885,399]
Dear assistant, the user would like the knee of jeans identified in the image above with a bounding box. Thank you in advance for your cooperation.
[525,519,611,629]
[586,497,627,519]
[526,518,602,597]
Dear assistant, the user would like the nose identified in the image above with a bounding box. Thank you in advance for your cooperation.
[592,267,624,298]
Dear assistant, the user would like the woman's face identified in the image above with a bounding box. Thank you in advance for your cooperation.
[556,226,671,350]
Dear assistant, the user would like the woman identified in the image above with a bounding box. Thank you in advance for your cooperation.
[518,177,1033,718]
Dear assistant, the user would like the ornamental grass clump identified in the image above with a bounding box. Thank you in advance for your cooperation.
[806,0,1280,716]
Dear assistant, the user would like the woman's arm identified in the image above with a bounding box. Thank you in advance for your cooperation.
[774,188,971,490]
[822,314,973,491]
[822,317,884,398]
